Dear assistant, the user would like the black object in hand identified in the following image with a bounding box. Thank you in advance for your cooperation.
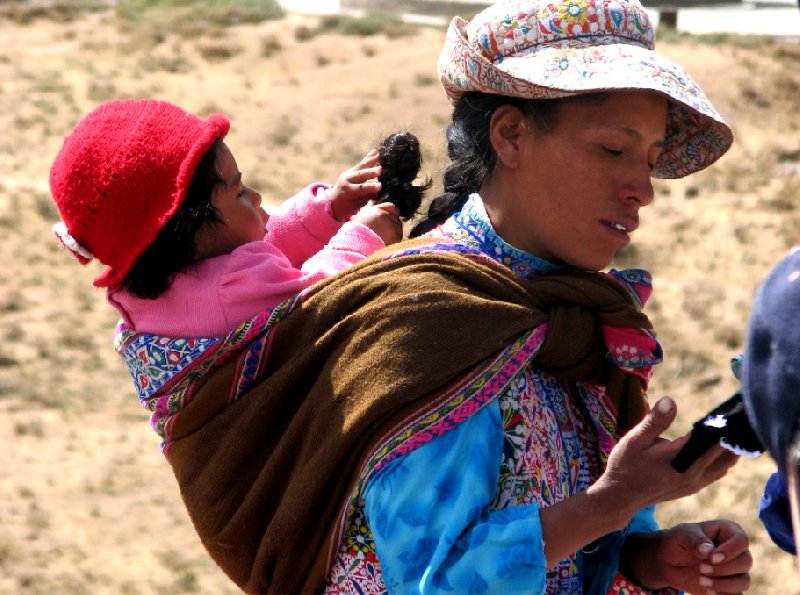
[672,391,764,473]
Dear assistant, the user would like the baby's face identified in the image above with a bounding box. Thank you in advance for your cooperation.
[194,142,268,259]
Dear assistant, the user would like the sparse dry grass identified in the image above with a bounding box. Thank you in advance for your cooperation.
[1,1,799,593]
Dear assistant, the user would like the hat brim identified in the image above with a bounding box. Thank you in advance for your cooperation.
[439,17,733,179]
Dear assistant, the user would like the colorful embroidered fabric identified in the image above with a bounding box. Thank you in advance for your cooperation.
[115,294,302,451]
[116,190,666,592]
[439,195,662,381]
[470,0,655,62]
[609,575,659,595]
[325,327,643,594]
[327,331,547,594]
[326,194,665,594]
[362,402,548,592]
[437,0,733,179]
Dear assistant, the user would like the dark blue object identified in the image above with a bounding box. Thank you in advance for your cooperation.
[742,248,800,475]
[759,472,797,555]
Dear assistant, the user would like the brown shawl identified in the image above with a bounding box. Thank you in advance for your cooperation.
[163,247,653,593]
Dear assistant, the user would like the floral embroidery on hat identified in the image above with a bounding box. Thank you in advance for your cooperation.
[438,0,733,179]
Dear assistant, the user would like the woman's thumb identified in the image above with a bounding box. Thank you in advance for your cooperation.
[628,397,677,445]
[670,523,716,561]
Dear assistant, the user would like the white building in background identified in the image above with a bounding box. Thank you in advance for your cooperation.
[276,0,799,36]
[277,0,341,14]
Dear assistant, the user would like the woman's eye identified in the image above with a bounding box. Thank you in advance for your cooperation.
[602,146,623,157]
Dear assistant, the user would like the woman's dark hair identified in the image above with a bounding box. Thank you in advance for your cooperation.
[121,138,224,299]
[409,92,561,237]
[375,131,431,219]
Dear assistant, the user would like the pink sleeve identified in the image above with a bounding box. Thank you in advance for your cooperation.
[265,183,342,268]
[299,221,385,276]
[218,224,384,328]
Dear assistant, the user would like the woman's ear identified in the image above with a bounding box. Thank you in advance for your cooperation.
[489,105,528,169]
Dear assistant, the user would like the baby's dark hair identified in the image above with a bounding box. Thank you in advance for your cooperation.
[120,138,224,299]
[410,92,561,237]
[375,131,431,220]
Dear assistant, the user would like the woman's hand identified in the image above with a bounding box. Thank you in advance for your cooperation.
[589,397,740,517]
[661,521,752,594]
[328,149,383,222]
[352,202,402,245]
[622,521,752,594]
[541,397,741,567]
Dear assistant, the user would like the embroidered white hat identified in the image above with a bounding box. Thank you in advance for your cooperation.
[438,0,733,178]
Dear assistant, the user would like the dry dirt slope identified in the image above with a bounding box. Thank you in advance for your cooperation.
[1,4,799,594]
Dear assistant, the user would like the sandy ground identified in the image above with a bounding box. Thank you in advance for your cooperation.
[1,3,799,594]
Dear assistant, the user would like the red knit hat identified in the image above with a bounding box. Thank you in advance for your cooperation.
[49,99,230,287]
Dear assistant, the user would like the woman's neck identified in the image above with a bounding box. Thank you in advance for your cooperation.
[447,193,562,280]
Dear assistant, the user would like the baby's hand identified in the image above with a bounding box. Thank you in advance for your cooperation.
[352,202,402,245]
[329,149,382,222]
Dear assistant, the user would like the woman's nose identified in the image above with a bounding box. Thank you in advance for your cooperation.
[622,166,655,206]
[634,179,655,206]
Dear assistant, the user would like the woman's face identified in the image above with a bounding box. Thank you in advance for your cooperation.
[195,142,268,260]
[481,91,668,271]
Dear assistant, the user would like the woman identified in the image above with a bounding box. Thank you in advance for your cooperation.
[323,0,750,592]
[108,0,752,593]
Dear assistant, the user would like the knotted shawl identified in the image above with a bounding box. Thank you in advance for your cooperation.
[130,244,657,593]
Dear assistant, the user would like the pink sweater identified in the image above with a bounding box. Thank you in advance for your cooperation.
[107,183,385,338]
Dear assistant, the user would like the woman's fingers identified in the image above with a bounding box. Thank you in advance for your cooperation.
[678,443,739,487]
[601,398,741,508]
[699,570,752,595]
[698,520,753,594]
[659,521,752,594]
[703,555,753,580]
[701,519,752,564]
[623,396,677,449]
[671,447,738,500]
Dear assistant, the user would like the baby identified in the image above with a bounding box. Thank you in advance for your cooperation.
[49,98,404,338]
